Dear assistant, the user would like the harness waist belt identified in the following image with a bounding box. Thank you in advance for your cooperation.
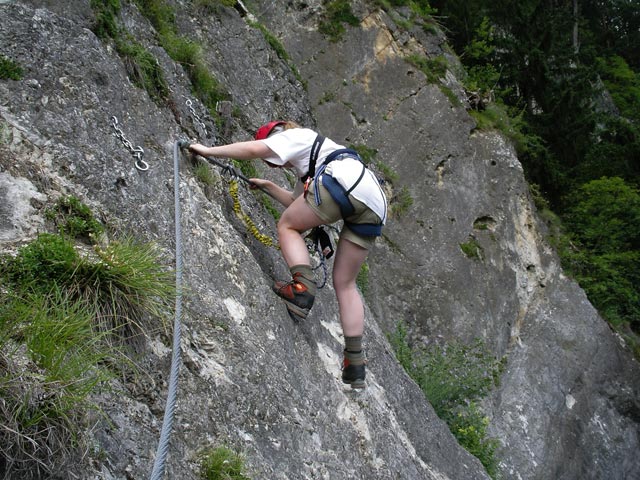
[321,174,383,237]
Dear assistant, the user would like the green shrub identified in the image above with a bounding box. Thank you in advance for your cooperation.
[349,143,378,165]
[439,84,462,107]
[318,0,360,42]
[163,33,201,66]
[260,195,281,222]
[194,0,237,13]
[232,159,258,180]
[563,249,640,329]
[388,322,414,370]
[391,186,413,217]
[388,324,503,478]
[376,161,399,184]
[356,261,369,295]
[90,0,169,102]
[449,402,500,478]
[167,35,229,112]
[318,90,336,105]
[1,233,79,290]
[92,0,228,111]
[401,337,502,416]
[5,288,111,390]
[529,183,550,212]
[134,0,175,37]
[199,446,251,480]
[251,22,290,61]
[371,0,436,23]
[469,102,522,144]
[249,20,303,84]
[2,233,175,342]
[194,162,216,186]
[460,237,483,260]
[134,0,229,112]
[0,54,23,80]
[90,0,121,39]
[564,177,640,254]
[46,196,105,241]
[82,238,176,339]
[116,38,169,101]
[406,54,448,84]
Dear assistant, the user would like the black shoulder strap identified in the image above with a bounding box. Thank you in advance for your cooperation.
[303,134,325,181]
[345,163,367,195]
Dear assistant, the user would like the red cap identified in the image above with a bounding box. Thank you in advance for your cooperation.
[255,121,286,140]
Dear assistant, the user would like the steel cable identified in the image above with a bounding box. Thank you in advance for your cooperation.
[150,141,184,479]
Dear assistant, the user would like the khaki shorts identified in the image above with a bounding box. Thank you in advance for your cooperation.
[305,177,382,250]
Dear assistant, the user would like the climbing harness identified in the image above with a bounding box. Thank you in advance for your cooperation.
[150,141,183,480]
[302,134,326,182]
[309,137,385,237]
[301,134,384,237]
[185,98,207,137]
[110,116,149,171]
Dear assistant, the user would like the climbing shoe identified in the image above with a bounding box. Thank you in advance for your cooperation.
[342,358,366,390]
[273,272,315,320]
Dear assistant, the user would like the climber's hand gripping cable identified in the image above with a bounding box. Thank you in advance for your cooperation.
[177,139,274,199]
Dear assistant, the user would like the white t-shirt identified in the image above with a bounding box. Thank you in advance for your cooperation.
[260,128,387,223]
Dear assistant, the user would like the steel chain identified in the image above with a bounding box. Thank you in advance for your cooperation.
[110,116,149,171]
[185,99,207,137]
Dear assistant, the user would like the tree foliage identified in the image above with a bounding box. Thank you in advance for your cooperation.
[430,0,640,340]
[565,177,640,253]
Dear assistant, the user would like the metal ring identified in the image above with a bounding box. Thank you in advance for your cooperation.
[135,158,150,171]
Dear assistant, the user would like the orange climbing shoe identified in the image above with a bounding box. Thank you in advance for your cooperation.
[273,273,315,320]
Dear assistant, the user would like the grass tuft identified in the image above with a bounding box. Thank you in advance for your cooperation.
[0,54,24,80]
[406,54,448,84]
[460,237,483,260]
[0,230,175,476]
[199,445,251,480]
[0,288,112,477]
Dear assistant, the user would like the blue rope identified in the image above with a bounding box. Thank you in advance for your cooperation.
[150,141,184,479]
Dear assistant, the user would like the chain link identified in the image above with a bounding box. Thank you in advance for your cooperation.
[110,116,149,171]
[185,99,207,137]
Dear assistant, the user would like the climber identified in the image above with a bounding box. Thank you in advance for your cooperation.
[184,121,387,389]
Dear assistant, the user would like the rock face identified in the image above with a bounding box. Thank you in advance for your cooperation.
[0,1,638,479]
